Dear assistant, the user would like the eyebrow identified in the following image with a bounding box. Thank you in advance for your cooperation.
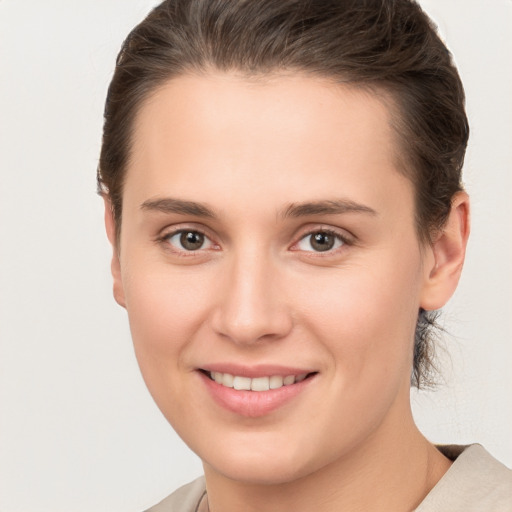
[282,199,377,218]
[140,197,377,220]
[140,197,216,218]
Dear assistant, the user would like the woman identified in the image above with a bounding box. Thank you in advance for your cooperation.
[98,0,512,510]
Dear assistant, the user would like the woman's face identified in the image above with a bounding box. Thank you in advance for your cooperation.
[112,73,436,484]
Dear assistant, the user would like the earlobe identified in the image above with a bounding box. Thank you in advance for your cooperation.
[103,197,126,308]
[420,191,470,311]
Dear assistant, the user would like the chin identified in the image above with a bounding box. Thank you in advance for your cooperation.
[211,458,311,486]
[199,436,325,486]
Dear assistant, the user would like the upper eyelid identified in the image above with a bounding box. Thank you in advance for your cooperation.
[293,225,354,243]
[158,223,215,240]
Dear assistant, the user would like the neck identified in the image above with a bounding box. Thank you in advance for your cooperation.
[202,401,451,512]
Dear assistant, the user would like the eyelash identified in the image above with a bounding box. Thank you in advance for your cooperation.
[156,226,353,257]
[292,228,352,255]
[157,228,218,257]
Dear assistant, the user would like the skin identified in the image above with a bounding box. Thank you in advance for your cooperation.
[105,72,470,511]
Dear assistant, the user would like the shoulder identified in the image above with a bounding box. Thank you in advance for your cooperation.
[143,476,206,512]
[415,444,512,512]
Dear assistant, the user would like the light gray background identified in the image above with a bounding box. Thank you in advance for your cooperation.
[0,1,511,511]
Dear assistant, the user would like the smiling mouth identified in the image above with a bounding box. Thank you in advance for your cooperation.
[203,370,317,391]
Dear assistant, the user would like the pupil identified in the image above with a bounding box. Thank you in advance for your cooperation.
[311,232,334,252]
[180,231,204,250]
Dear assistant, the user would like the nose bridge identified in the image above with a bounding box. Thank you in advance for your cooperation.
[212,244,292,344]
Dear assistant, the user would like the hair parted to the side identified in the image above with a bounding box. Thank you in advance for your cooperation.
[97,0,469,388]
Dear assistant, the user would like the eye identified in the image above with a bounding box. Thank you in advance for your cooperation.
[165,230,214,251]
[296,230,345,252]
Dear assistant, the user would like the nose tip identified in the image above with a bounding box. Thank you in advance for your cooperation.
[212,304,293,345]
[211,261,293,345]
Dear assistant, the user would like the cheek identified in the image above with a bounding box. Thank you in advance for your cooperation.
[123,258,208,338]
[294,255,422,384]
[120,260,214,394]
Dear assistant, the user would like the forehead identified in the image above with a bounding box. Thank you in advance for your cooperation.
[125,72,410,216]
[132,72,397,159]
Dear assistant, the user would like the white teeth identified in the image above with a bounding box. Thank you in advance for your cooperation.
[283,375,296,386]
[222,373,234,387]
[209,371,310,391]
[233,376,252,390]
[269,375,284,389]
[251,377,270,391]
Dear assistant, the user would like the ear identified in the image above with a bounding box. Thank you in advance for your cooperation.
[420,191,470,311]
[103,197,126,308]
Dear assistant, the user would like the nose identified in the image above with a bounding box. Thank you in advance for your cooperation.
[211,250,293,345]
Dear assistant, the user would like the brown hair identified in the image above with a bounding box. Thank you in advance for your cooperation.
[98,0,469,387]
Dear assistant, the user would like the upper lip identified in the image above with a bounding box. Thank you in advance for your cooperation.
[199,363,317,378]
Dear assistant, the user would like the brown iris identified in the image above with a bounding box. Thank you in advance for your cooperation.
[309,232,336,252]
[180,231,205,250]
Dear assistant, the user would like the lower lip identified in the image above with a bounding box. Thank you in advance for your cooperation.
[199,372,316,418]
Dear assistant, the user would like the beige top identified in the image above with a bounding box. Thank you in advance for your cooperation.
[145,445,512,512]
